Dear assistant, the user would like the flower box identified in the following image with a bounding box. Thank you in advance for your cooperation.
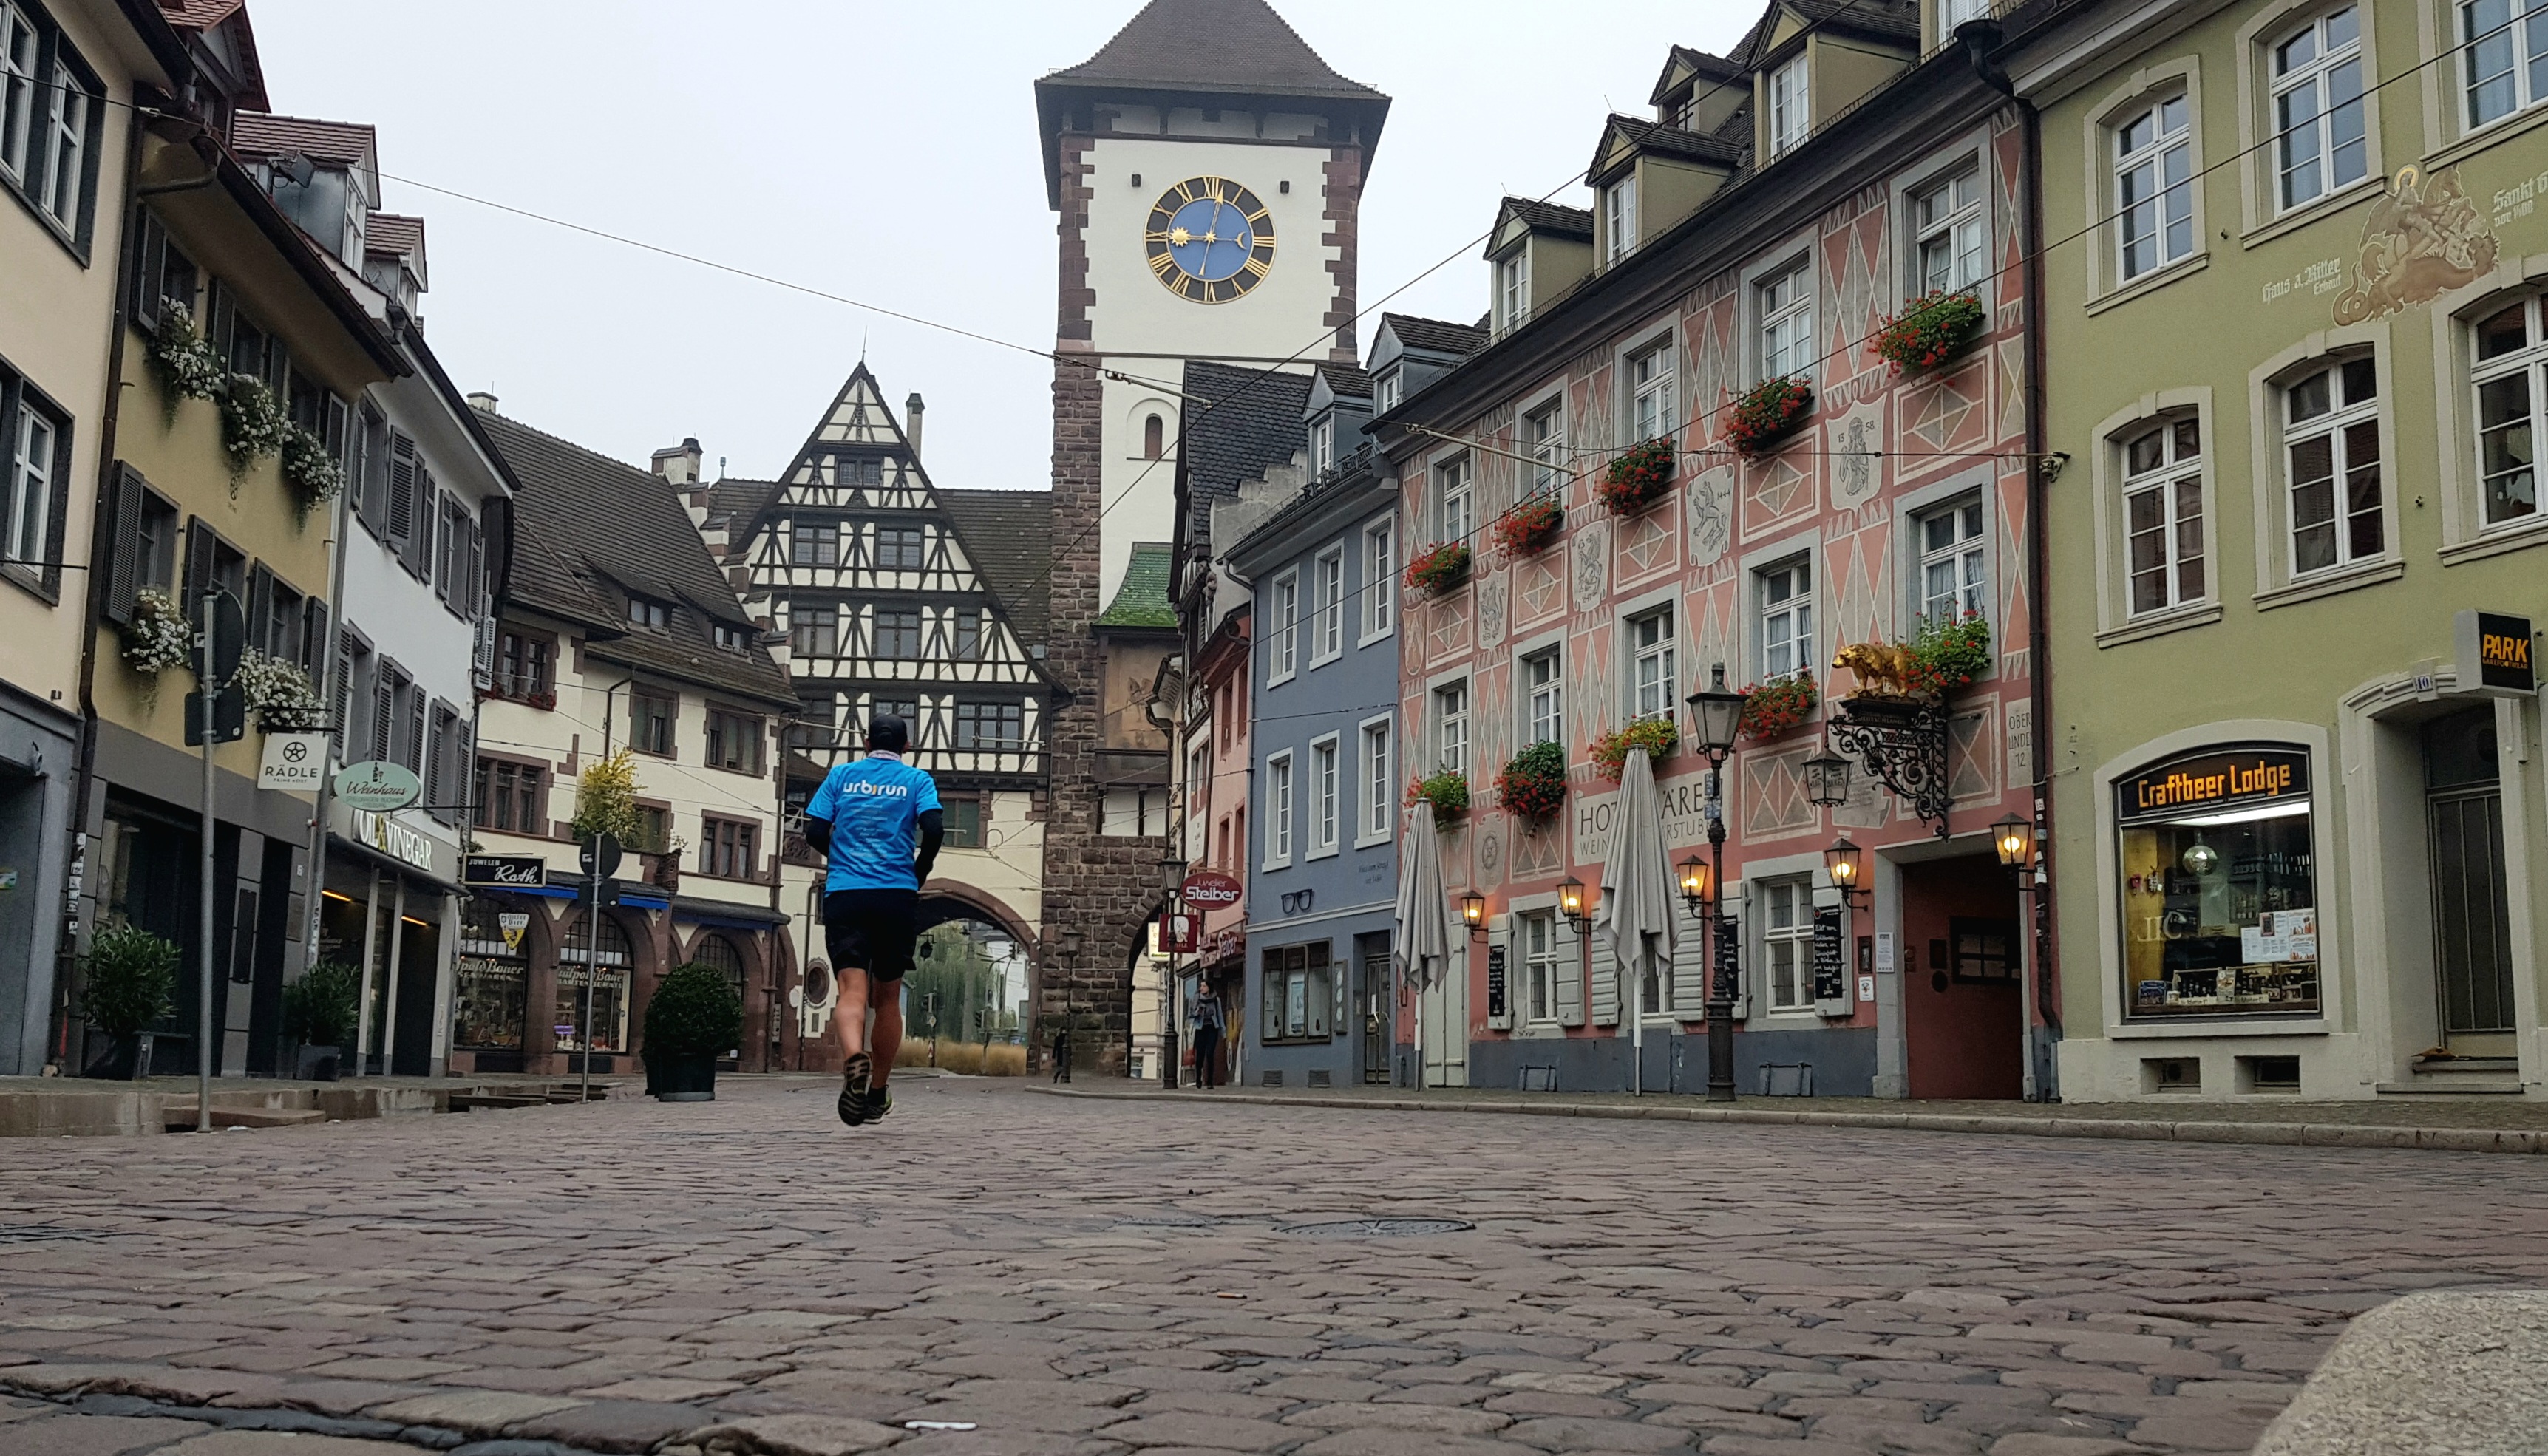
[120,588,196,676]
[1597,438,1676,515]
[1495,741,1568,819]
[1723,376,1813,459]
[1904,611,1992,695]
[1872,290,1985,376]
[1405,769,1470,819]
[1404,541,1472,596]
[1491,496,1564,560]
[1590,718,1679,782]
[1736,672,1818,741]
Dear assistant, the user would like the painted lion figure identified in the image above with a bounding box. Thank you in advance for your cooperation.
[1834,641,1919,696]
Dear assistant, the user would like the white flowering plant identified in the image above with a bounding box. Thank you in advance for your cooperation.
[146,301,227,410]
[219,373,292,486]
[120,588,197,676]
[280,423,343,523]
[231,650,325,731]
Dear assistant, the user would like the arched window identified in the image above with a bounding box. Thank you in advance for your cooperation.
[1144,414,1165,460]
[691,933,747,1008]
[557,911,634,1055]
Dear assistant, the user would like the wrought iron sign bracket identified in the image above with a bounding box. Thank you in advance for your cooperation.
[1829,696,1952,839]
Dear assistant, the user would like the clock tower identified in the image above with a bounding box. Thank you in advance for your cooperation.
[1033,0,1389,1072]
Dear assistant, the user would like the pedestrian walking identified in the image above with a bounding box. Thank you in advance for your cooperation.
[801,715,943,1128]
[1191,989,1225,1089]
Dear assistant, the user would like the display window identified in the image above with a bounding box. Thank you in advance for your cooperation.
[557,911,634,1053]
[452,899,529,1050]
[2116,745,2321,1017]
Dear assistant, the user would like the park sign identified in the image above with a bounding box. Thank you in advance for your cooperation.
[2456,610,2536,698]
[336,761,421,812]
[1180,870,1242,908]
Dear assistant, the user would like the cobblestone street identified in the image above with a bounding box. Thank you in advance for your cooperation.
[1,1075,2544,1456]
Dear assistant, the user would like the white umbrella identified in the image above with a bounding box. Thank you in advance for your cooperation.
[1393,800,1457,1088]
[1598,746,1679,1096]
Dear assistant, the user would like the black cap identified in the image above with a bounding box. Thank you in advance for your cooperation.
[866,715,910,753]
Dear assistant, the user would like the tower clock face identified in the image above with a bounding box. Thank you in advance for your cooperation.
[1144,176,1276,304]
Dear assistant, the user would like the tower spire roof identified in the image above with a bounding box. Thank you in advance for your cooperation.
[1050,0,1382,99]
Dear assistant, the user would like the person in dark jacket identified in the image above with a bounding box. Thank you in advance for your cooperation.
[1190,987,1225,1090]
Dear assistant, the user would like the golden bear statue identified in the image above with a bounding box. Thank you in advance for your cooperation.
[1834,641,1919,697]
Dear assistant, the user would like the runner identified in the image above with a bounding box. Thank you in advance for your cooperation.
[801,715,942,1127]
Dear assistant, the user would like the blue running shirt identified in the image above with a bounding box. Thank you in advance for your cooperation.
[805,753,942,892]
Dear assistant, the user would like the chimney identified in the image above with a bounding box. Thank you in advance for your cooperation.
[465,391,499,414]
[906,393,925,460]
[650,437,703,488]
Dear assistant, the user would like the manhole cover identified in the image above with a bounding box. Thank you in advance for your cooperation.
[1280,1217,1473,1239]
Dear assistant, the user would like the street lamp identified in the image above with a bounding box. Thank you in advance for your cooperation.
[1802,743,1853,809]
[1684,664,1750,1103]
[1556,877,1589,934]
[1992,812,2036,870]
[1823,836,1866,909]
[1994,809,2046,1103]
[1459,891,1487,940]
[1158,853,1186,1088]
[1678,854,1712,915]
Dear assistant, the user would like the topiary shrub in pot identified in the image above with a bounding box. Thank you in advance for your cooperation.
[79,925,178,1080]
[643,962,744,1101]
[282,961,361,1081]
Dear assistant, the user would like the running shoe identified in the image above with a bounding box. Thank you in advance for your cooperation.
[866,1085,894,1122]
[838,1053,872,1127]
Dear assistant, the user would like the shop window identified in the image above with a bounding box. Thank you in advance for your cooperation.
[557,911,633,1055]
[2470,296,2548,531]
[1761,878,1816,1012]
[2281,357,2383,575]
[1260,942,1332,1042]
[2116,745,2321,1018]
[2121,415,2207,616]
[452,901,527,1052]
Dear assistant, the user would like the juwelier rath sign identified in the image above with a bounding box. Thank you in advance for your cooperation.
[2117,746,2311,823]
[2457,610,2537,698]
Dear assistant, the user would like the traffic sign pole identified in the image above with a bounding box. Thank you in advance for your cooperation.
[197,592,218,1132]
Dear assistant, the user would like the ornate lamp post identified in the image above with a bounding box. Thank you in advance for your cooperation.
[1685,664,1748,1103]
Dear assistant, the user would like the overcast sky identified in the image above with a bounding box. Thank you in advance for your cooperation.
[248,1,1754,491]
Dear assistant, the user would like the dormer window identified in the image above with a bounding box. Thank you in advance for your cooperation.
[1312,416,1335,472]
[1495,249,1532,335]
[1376,370,1403,412]
[626,596,670,632]
[1605,178,1639,263]
[713,622,748,652]
[1769,55,1811,157]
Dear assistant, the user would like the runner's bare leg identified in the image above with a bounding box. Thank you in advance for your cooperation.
[869,977,903,1090]
[832,965,871,1063]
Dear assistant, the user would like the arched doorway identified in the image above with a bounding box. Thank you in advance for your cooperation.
[687,933,748,1068]
[453,899,530,1072]
[908,888,1035,1069]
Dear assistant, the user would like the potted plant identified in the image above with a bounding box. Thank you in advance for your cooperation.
[1872,290,1985,375]
[1590,717,1679,781]
[282,961,361,1081]
[231,651,325,732]
[1404,540,1472,596]
[1723,375,1814,458]
[279,422,344,524]
[120,587,196,676]
[78,925,178,1080]
[642,962,744,1101]
[1404,769,1470,820]
[1495,741,1568,819]
[145,299,226,415]
[218,372,292,486]
[1903,612,1992,695]
[1738,672,1820,741]
[1491,495,1564,560]
[1597,438,1676,515]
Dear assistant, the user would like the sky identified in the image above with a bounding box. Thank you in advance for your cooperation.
[248,1,1758,492]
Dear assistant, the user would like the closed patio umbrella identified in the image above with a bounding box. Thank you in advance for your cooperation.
[1393,800,1457,1089]
[1598,745,1679,1096]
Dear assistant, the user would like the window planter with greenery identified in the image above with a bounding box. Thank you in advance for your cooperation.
[1590,717,1679,782]
[1490,495,1564,560]
[1723,376,1814,458]
[232,651,325,732]
[1404,769,1470,820]
[643,962,744,1100]
[1596,438,1676,515]
[1404,541,1472,596]
[1872,290,1985,376]
[1903,612,1991,695]
[146,301,226,415]
[78,925,178,1080]
[1737,671,1819,741]
[120,588,196,676]
[1494,741,1568,819]
[280,423,344,523]
[219,373,292,488]
[283,961,360,1081]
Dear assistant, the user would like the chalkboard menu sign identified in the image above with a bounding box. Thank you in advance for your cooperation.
[1812,908,1846,1002]
[1486,945,1507,1020]
[1712,915,1741,1002]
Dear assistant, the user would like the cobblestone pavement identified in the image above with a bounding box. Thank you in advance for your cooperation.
[1,1075,2544,1456]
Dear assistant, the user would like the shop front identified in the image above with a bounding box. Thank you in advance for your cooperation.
[319,801,463,1078]
[0,690,78,1075]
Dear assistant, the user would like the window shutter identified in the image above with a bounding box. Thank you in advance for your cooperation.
[101,466,142,625]
[129,211,166,333]
[463,518,484,614]
[183,517,214,610]
[245,565,273,656]
[472,609,497,687]
[454,722,475,826]
[1484,919,1512,1031]
[387,431,417,545]
[333,634,357,758]
[370,670,395,766]
[424,708,446,820]
[205,279,234,367]
[1669,914,1711,1020]
[1555,919,1586,1028]
[405,685,427,774]
[301,595,328,680]
[1589,928,1620,1027]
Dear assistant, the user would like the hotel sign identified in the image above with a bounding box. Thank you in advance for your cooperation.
[2117,746,2311,823]
[2456,610,2536,698]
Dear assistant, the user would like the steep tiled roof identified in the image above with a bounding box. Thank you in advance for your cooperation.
[1502,196,1594,239]
[1316,362,1373,401]
[937,489,1055,650]
[160,0,243,26]
[474,408,796,707]
[704,477,779,533]
[1097,542,1178,628]
[1382,313,1491,359]
[1652,44,1747,105]
[1730,0,1921,66]
[1605,114,1747,168]
[230,112,375,166]
[1178,362,1313,542]
[366,213,424,259]
[1050,0,1384,98]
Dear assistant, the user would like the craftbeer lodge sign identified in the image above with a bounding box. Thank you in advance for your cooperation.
[1180,871,1242,908]
[2118,746,2310,823]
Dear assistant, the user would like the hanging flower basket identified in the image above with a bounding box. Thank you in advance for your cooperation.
[1589,717,1679,782]
[1494,741,1568,819]
[146,301,226,413]
[120,588,197,676]
[1903,612,1992,695]
[1737,671,1819,741]
[1404,540,1472,596]
[1723,376,1813,459]
[231,651,325,732]
[1490,496,1563,560]
[219,373,292,486]
[1405,769,1470,819]
[280,423,344,525]
[1872,290,1985,375]
[1597,438,1676,515]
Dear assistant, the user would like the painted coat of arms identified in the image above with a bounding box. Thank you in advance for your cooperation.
[2334,165,2499,324]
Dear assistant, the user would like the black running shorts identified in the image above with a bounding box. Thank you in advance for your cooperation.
[824,888,920,982]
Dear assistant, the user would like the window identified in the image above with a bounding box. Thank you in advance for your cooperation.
[1359,518,1394,640]
[1628,342,1676,443]
[1434,454,1473,546]
[2274,7,2366,208]
[1759,265,1812,383]
[872,607,921,659]
[1628,608,1676,721]
[1311,416,1335,474]
[1360,718,1392,842]
[632,690,676,757]
[1525,401,1566,496]
[955,607,983,660]
[1768,55,1810,156]
[1606,177,1639,262]
[705,710,764,775]
[837,457,883,486]
[2462,0,2548,128]
[492,630,551,702]
[1,9,98,242]
[1523,647,1563,746]
[5,383,58,572]
[1260,942,1332,1041]
[791,603,836,659]
[1761,878,1815,1011]
[713,622,747,652]
[1917,496,1987,625]
[1523,911,1559,1024]
[1496,248,1531,333]
[870,698,919,735]
[1311,547,1343,662]
[474,759,544,834]
[1760,559,1815,679]
[0,4,31,186]
[954,700,1022,749]
[1265,751,1294,865]
[1950,918,2019,982]
[942,795,984,848]
[875,525,925,570]
[1310,735,1339,855]
[1268,570,1299,681]
[132,489,176,592]
[633,805,672,855]
[1376,370,1403,412]
[701,817,758,880]
[1433,681,1469,775]
[627,596,670,632]
[1144,413,1165,460]
[38,58,89,233]
[2470,297,2547,529]
[792,520,838,567]
[1913,168,1985,293]
[1943,0,1988,28]
[2117,746,2321,1018]
[2116,94,2194,280]
[2283,357,2383,574]
[2122,416,2208,614]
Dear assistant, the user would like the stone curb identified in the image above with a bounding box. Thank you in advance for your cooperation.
[1027,1086,2548,1155]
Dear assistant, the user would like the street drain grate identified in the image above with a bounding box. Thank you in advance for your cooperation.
[1280,1217,1473,1239]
